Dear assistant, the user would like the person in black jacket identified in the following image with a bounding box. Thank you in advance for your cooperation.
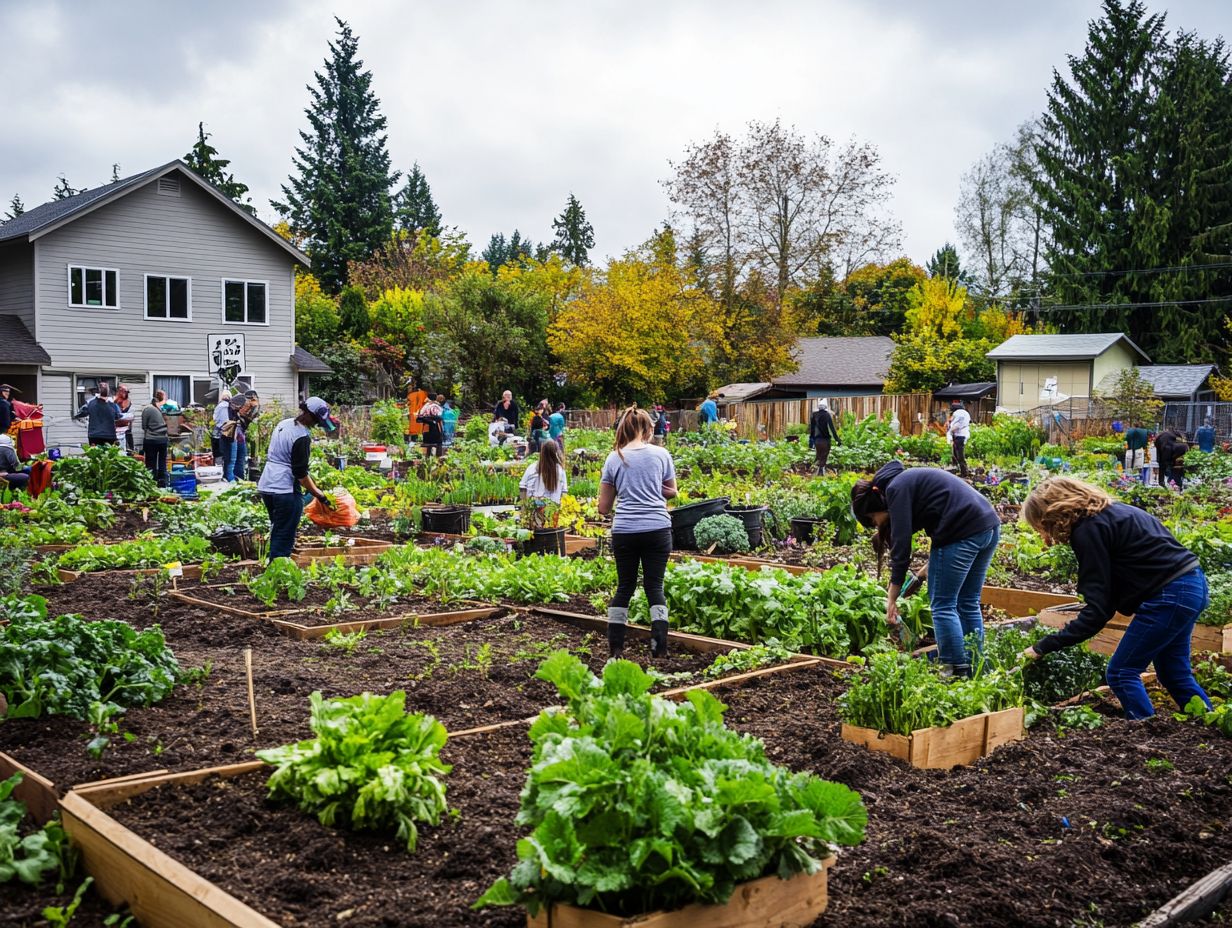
[493,391,520,434]
[0,384,13,435]
[1021,476,1210,719]
[808,400,841,475]
[850,460,1000,675]
[1154,429,1181,487]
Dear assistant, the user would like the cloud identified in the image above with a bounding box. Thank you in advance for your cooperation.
[2,0,1228,265]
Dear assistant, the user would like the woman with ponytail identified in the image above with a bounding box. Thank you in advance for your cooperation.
[850,460,1000,676]
[1021,476,1210,719]
[597,407,678,660]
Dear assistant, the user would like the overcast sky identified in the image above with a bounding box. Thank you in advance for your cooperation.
[2,0,1227,267]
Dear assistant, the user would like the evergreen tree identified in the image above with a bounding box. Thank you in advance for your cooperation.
[482,230,539,271]
[926,243,968,284]
[393,163,441,236]
[1034,0,1232,361]
[273,18,399,293]
[338,285,370,339]
[110,163,121,183]
[4,194,23,221]
[550,193,595,266]
[53,176,81,199]
[183,122,256,215]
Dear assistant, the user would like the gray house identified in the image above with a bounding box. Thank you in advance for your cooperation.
[0,160,326,449]
[771,336,895,398]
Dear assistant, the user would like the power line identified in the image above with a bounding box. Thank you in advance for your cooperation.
[1028,295,1232,314]
[1045,260,1232,278]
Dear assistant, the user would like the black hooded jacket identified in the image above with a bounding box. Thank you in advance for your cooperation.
[873,461,999,587]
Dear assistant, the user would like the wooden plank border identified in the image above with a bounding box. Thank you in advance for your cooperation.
[271,606,506,640]
[840,706,1025,770]
[0,750,58,826]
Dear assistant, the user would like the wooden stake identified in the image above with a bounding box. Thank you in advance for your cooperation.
[244,649,258,738]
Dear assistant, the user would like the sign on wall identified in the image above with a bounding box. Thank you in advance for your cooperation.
[207,334,246,385]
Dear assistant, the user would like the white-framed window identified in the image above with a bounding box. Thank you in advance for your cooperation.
[74,374,118,412]
[145,274,192,321]
[152,374,258,409]
[68,266,119,309]
[221,279,268,325]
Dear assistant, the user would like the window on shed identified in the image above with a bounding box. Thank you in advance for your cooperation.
[69,266,117,308]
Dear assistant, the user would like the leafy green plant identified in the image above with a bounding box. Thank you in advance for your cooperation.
[837,650,1024,736]
[0,595,183,756]
[1055,704,1104,735]
[0,774,73,886]
[322,628,367,653]
[56,536,215,574]
[245,558,308,607]
[693,514,750,553]
[42,877,95,927]
[475,653,867,916]
[52,445,159,502]
[702,639,794,678]
[256,691,451,852]
[983,625,1108,705]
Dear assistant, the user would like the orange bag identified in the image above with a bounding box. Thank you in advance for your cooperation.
[305,487,360,528]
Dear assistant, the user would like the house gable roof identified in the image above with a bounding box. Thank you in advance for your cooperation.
[772,336,895,388]
[291,346,333,374]
[0,315,51,365]
[933,382,997,400]
[0,161,309,267]
[986,333,1151,363]
[1096,364,1217,399]
[713,382,773,402]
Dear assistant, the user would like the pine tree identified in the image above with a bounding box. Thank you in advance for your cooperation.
[1035,0,1232,362]
[338,285,370,339]
[110,163,121,183]
[482,230,538,271]
[53,176,81,199]
[4,194,23,221]
[550,193,595,266]
[393,163,441,236]
[926,243,968,284]
[273,18,399,293]
[183,122,256,215]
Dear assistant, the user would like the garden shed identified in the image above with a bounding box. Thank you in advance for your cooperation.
[987,333,1150,414]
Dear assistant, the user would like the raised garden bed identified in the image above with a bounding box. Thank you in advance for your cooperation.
[840,707,1026,770]
[418,530,599,555]
[291,536,399,566]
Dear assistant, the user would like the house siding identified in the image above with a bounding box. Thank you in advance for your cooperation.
[32,175,298,449]
[0,241,35,331]
[996,360,1092,413]
[1090,342,1138,393]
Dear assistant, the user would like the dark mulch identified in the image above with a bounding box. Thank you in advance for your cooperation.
[718,666,1232,928]
[0,875,127,927]
[109,727,530,928]
[0,575,736,793]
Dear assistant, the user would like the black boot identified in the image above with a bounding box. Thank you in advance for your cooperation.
[650,605,669,658]
[607,607,628,660]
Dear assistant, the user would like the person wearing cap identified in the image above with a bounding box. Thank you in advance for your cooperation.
[0,384,13,435]
[698,394,719,425]
[946,400,972,478]
[0,434,29,490]
[808,399,841,475]
[256,397,337,561]
[1195,418,1216,454]
[850,460,1000,677]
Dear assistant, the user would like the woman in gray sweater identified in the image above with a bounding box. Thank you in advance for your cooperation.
[141,390,170,487]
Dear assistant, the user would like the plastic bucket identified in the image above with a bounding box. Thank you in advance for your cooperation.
[790,517,825,545]
[669,497,729,550]
[169,472,196,498]
[422,505,472,534]
[724,505,769,548]
[521,527,566,557]
[208,528,255,560]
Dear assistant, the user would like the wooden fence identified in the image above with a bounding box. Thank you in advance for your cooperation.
[720,394,937,440]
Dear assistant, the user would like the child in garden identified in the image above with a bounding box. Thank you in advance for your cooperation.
[598,407,678,660]
[850,460,1000,677]
[1021,476,1210,720]
[519,439,567,504]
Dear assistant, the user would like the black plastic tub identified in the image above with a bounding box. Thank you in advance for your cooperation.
[789,516,826,545]
[669,497,729,550]
[724,505,769,548]
[521,527,566,557]
[422,505,472,534]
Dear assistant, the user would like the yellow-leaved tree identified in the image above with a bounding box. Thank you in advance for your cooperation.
[549,228,723,402]
[496,253,589,320]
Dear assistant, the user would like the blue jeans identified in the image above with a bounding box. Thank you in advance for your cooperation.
[262,491,304,561]
[220,436,237,481]
[928,526,1000,667]
[1107,568,1211,720]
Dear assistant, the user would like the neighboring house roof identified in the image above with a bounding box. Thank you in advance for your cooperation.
[0,315,51,365]
[1096,364,1217,399]
[933,382,997,400]
[986,333,1150,363]
[713,382,773,403]
[0,161,310,267]
[291,346,333,374]
[773,337,895,388]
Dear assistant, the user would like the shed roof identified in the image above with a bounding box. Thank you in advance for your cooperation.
[773,337,894,388]
[713,382,773,403]
[0,315,51,365]
[291,346,333,374]
[0,161,309,266]
[1096,364,1217,399]
[986,333,1150,363]
[933,382,997,399]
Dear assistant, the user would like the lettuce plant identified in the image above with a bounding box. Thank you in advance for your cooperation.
[476,652,866,917]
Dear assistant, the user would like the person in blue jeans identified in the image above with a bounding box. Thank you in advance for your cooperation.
[1021,476,1211,720]
[256,397,337,561]
[851,460,1000,677]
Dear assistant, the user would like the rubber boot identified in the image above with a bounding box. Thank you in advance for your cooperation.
[607,607,628,660]
[650,605,669,658]
[940,663,972,680]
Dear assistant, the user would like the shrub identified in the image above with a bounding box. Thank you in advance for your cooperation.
[693,514,749,553]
